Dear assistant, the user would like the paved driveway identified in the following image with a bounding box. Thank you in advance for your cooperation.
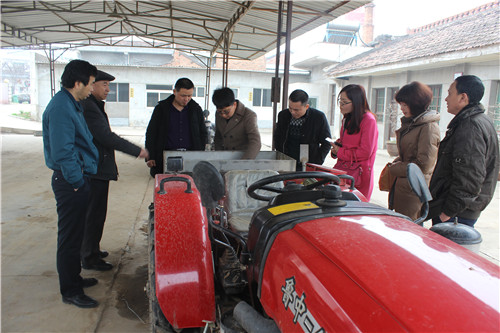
[2,133,152,332]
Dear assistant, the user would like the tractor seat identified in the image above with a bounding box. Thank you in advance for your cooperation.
[224,170,281,233]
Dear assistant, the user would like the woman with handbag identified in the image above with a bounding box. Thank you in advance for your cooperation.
[386,82,440,220]
[330,84,378,200]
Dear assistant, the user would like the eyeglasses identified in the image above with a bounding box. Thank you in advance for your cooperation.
[338,100,352,106]
[217,106,232,115]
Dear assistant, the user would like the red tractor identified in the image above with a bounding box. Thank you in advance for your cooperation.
[147,152,499,332]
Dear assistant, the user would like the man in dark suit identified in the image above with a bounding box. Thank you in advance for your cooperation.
[274,89,331,170]
[145,78,207,177]
[81,70,148,271]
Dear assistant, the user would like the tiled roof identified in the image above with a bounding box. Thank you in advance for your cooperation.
[327,1,499,77]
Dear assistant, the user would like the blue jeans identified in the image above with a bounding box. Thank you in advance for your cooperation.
[432,216,477,227]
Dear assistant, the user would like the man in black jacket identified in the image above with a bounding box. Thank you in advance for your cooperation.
[81,70,149,270]
[429,75,499,227]
[145,78,207,177]
[274,89,331,170]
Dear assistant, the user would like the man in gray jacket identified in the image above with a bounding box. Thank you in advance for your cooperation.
[212,87,261,159]
[81,70,148,271]
[429,75,499,227]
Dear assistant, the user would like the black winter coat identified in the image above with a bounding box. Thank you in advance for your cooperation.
[428,104,499,220]
[274,108,331,167]
[81,95,142,181]
[145,94,207,177]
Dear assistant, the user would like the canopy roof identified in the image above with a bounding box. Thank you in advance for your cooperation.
[1,1,366,60]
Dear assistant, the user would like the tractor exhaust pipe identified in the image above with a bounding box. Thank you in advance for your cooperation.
[233,301,280,333]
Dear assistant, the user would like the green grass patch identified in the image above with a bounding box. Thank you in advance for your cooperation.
[11,110,31,120]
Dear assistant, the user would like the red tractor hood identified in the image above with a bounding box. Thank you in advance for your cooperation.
[259,214,499,332]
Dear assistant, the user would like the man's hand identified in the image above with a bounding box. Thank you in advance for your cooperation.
[439,212,451,222]
[138,148,149,160]
[146,159,156,168]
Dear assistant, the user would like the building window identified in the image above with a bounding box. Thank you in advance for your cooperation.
[231,88,239,99]
[309,97,318,109]
[107,83,129,102]
[147,92,172,107]
[147,84,173,90]
[146,84,173,107]
[374,88,385,122]
[253,88,272,107]
[489,80,500,132]
[193,86,205,98]
[429,85,442,112]
[388,87,398,102]
[387,87,399,138]
[329,84,337,124]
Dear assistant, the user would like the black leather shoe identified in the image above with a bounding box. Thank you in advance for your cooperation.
[62,294,99,308]
[82,278,98,288]
[82,259,113,271]
[98,250,109,258]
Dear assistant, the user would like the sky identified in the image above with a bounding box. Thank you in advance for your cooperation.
[373,0,495,36]
[292,0,494,47]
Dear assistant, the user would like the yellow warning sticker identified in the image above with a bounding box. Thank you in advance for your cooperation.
[268,201,319,216]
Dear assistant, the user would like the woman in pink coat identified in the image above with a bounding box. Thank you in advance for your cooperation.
[330,84,379,200]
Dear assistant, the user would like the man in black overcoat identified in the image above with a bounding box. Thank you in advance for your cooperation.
[81,70,149,270]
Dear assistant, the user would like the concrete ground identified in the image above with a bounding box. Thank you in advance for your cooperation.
[1,107,498,332]
[1,107,154,332]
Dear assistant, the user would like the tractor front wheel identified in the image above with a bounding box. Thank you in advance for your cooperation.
[147,204,174,333]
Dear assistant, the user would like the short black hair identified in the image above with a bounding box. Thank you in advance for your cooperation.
[174,78,194,91]
[289,89,309,105]
[455,75,484,105]
[395,81,433,117]
[212,87,235,108]
[61,60,97,89]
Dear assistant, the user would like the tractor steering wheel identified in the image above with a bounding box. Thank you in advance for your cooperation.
[247,171,341,201]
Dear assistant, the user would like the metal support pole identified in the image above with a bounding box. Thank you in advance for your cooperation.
[49,45,56,97]
[222,32,229,87]
[281,1,293,111]
[272,1,284,151]
[44,45,69,98]
[204,54,213,111]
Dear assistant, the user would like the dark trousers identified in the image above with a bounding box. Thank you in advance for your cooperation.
[81,178,110,263]
[52,170,90,297]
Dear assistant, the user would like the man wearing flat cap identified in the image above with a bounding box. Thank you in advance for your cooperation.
[80,69,148,271]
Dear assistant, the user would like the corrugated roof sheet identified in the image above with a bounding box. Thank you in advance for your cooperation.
[1,0,367,60]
